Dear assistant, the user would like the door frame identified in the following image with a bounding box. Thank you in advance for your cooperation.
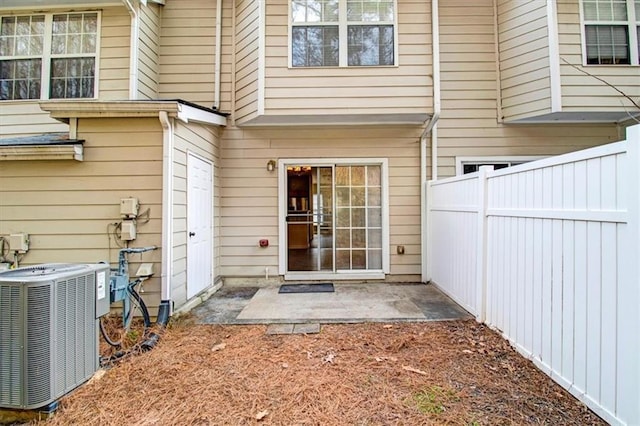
[278,158,390,280]
[186,151,214,299]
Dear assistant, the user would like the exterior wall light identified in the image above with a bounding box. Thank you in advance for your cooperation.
[267,159,276,172]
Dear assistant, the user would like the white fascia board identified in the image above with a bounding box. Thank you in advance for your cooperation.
[40,100,227,126]
[40,100,180,118]
[0,144,83,161]
[177,104,227,127]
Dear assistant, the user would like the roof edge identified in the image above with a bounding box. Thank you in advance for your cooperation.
[39,100,227,127]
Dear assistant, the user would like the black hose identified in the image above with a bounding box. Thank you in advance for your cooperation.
[100,299,171,366]
[156,299,170,326]
[99,316,122,347]
[139,300,171,351]
[127,281,151,328]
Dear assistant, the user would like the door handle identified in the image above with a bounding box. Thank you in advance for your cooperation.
[189,232,196,237]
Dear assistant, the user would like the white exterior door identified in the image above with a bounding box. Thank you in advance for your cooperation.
[187,153,213,299]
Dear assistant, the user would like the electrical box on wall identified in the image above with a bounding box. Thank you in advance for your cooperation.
[121,221,136,241]
[9,233,29,253]
[120,197,139,218]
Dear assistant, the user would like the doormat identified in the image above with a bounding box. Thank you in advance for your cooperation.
[278,283,334,294]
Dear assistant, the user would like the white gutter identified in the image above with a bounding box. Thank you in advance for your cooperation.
[123,0,139,99]
[421,0,441,282]
[159,111,174,308]
[214,0,223,109]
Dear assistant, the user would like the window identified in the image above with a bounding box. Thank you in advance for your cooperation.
[581,0,640,65]
[456,157,544,175]
[291,0,396,67]
[0,12,99,100]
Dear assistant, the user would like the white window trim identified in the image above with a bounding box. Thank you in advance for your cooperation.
[456,156,546,176]
[578,0,640,66]
[287,0,399,68]
[0,10,101,101]
[278,157,390,279]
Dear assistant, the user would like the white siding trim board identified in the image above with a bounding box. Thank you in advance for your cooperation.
[123,0,139,99]
[546,0,562,112]
[257,0,265,115]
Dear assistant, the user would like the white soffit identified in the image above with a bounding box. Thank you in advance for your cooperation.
[240,113,430,127]
[509,111,640,124]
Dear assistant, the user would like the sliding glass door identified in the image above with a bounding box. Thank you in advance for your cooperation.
[286,163,383,274]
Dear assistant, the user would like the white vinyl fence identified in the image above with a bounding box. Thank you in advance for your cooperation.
[426,124,640,426]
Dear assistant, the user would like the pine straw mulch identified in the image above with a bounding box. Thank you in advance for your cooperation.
[40,317,604,426]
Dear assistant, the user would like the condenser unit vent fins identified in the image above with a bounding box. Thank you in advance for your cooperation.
[0,285,23,407]
[0,263,108,410]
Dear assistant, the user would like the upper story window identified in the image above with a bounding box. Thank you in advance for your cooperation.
[290,0,396,67]
[0,12,99,101]
[581,0,639,65]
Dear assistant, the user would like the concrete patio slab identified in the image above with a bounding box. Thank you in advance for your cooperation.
[193,283,472,324]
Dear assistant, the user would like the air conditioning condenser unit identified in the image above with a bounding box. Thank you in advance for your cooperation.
[0,263,110,410]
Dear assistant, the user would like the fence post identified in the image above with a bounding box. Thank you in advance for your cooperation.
[475,166,491,323]
[618,124,640,425]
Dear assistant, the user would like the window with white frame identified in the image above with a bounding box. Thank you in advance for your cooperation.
[291,0,396,67]
[581,0,640,65]
[456,157,545,175]
[0,12,99,100]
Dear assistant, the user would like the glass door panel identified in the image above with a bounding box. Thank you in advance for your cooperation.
[287,166,333,272]
[335,165,382,271]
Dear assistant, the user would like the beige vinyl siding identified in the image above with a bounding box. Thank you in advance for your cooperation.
[0,117,164,307]
[0,7,131,138]
[261,0,431,117]
[437,0,619,178]
[557,0,640,112]
[100,7,132,100]
[220,125,423,280]
[497,0,553,121]
[137,3,162,99]
[0,101,67,138]
[170,121,221,309]
[234,0,260,124]
[158,0,216,106]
